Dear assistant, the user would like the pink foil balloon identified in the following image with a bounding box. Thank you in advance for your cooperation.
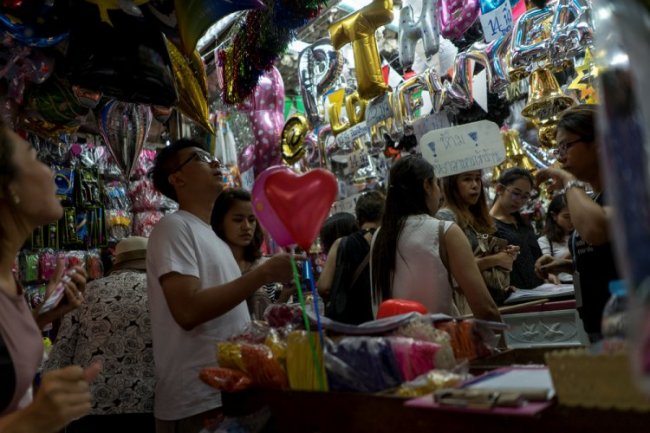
[438,0,480,40]
[238,66,285,176]
[251,165,294,247]
[238,144,256,172]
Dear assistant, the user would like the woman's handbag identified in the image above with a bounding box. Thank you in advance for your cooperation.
[473,232,511,304]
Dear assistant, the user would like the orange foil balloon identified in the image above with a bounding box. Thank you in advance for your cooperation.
[328,0,393,100]
[165,37,215,134]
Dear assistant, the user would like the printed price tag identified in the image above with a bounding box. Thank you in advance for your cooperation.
[419,120,506,178]
[365,94,393,127]
[480,1,513,43]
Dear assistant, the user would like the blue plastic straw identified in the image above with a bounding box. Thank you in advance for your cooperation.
[304,258,325,350]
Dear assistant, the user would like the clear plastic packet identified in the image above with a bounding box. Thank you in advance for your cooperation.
[324,336,402,393]
[388,337,447,381]
[240,344,288,390]
[395,369,473,398]
[434,319,500,362]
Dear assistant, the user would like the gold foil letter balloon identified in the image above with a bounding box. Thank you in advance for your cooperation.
[281,115,309,165]
[327,89,367,136]
[298,39,343,127]
[328,0,394,100]
[398,0,440,71]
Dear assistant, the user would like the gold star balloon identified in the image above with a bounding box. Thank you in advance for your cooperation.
[568,48,598,104]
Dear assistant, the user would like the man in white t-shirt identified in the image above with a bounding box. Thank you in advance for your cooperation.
[147,139,293,433]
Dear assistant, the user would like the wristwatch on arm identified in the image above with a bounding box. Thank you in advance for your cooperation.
[564,179,588,193]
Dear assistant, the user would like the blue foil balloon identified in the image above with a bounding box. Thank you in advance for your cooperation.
[0,14,68,47]
[480,0,507,14]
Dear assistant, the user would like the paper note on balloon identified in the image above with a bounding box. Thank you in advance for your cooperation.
[413,112,451,142]
[331,193,361,215]
[336,121,370,147]
[365,94,393,127]
[419,120,505,178]
[479,0,514,43]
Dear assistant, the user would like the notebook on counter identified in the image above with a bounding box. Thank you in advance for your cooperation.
[504,284,574,305]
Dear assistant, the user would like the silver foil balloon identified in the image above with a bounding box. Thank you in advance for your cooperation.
[398,0,441,71]
[298,39,343,127]
[549,0,593,66]
[98,100,152,180]
[510,5,554,73]
[445,29,513,106]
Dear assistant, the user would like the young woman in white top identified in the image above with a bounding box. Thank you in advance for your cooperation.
[369,155,500,322]
[537,193,574,283]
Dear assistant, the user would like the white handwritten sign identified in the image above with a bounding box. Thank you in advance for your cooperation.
[480,1,513,43]
[419,120,505,178]
[336,121,369,146]
[365,93,393,127]
[413,112,452,142]
[240,168,255,192]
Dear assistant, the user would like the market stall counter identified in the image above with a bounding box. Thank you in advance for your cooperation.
[222,388,650,433]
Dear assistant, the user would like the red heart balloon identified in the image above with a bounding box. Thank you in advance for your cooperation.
[264,168,338,250]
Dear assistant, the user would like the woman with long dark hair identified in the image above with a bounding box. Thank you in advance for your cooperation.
[490,167,544,291]
[211,188,279,319]
[536,104,619,341]
[437,170,518,305]
[537,193,574,283]
[370,156,500,321]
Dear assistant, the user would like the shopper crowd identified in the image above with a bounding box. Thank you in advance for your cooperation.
[0,104,620,432]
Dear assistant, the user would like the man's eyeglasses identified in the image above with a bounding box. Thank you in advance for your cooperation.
[174,151,221,172]
[554,138,582,158]
[506,187,532,202]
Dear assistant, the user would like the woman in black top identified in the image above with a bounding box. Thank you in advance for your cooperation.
[535,104,619,341]
[490,168,544,291]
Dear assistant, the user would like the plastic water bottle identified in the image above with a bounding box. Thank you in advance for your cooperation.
[601,280,629,352]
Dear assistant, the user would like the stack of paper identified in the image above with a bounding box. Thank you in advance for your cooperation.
[504,284,574,305]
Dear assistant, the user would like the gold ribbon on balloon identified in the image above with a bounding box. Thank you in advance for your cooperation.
[281,114,310,165]
[165,37,215,134]
[328,0,394,100]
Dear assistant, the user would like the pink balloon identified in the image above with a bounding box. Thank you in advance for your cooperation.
[238,66,285,176]
[238,144,256,172]
[438,0,480,40]
[251,165,294,247]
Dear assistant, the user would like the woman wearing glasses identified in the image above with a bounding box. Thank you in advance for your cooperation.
[535,104,619,342]
[490,167,544,291]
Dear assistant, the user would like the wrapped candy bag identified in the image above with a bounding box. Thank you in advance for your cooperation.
[396,370,472,398]
[240,344,288,390]
[199,367,253,393]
